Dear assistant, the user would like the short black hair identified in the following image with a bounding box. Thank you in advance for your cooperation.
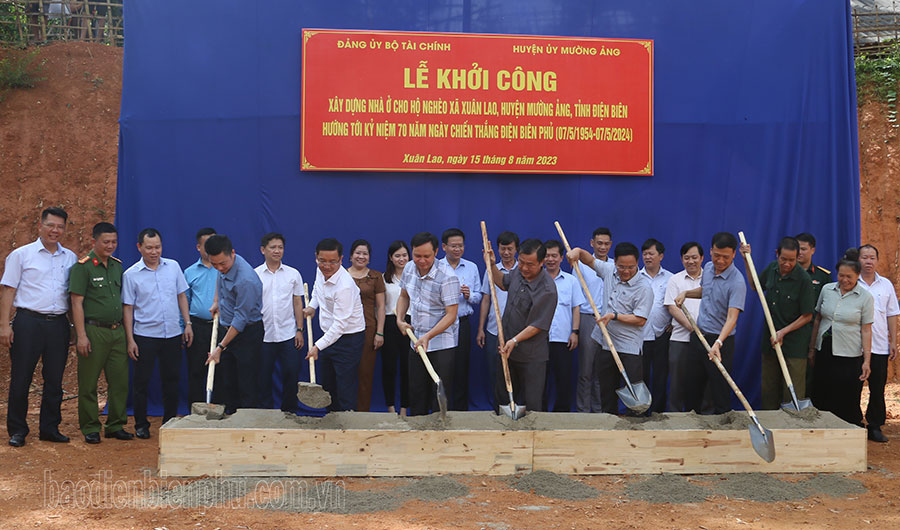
[441,228,465,244]
[92,222,117,239]
[315,238,343,256]
[641,238,665,254]
[837,247,861,274]
[497,231,519,249]
[518,238,546,261]
[859,244,879,259]
[543,239,564,254]
[41,207,68,223]
[261,232,285,247]
[614,242,640,261]
[711,232,738,251]
[195,227,216,242]
[592,227,612,239]
[776,236,800,255]
[350,239,371,255]
[411,232,439,252]
[680,241,704,257]
[205,234,233,256]
[795,232,816,247]
[137,228,161,245]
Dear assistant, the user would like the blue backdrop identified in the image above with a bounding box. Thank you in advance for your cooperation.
[116,0,860,414]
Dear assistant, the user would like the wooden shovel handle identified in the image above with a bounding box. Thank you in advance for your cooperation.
[680,305,757,418]
[554,221,626,374]
[481,221,514,395]
[303,282,316,385]
[206,316,219,392]
[737,231,796,389]
[406,328,441,384]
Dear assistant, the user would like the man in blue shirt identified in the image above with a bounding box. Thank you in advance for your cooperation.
[183,227,219,405]
[204,234,264,413]
[439,228,482,411]
[123,228,193,439]
[675,232,747,414]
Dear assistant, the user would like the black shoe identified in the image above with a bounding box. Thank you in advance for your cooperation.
[84,432,101,444]
[135,426,151,439]
[38,431,70,443]
[868,427,889,443]
[104,429,134,440]
[8,433,25,447]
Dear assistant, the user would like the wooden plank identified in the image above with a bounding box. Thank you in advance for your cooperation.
[159,428,534,477]
[533,428,866,475]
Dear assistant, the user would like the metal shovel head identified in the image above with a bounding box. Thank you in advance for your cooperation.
[748,420,776,463]
[297,381,332,409]
[780,398,813,413]
[501,392,527,420]
[616,380,652,414]
[435,379,449,419]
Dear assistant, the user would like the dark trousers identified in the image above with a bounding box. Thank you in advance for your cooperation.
[485,332,501,413]
[814,336,864,426]
[598,349,643,414]
[577,316,603,412]
[497,358,546,413]
[544,342,573,412]
[132,335,182,429]
[684,333,735,414]
[667,340,691,412]
[220,321,263,413]
[642,332,671,413]
[7,311,70,437]
[381,315,410,409]
[452,315,471,410]
[319,330,364,412]
[866,354,890,428]
[409,346,455,416]
[186,317,221,405]
[259,338,301,412]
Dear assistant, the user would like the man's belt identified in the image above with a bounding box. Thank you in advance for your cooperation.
[190,316,215,324]
[86,319,122,330]
[17,308,66,320]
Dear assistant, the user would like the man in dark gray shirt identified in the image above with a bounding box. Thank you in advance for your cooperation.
[485,239,557,412]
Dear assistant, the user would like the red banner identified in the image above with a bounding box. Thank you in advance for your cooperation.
[301,30,653,175]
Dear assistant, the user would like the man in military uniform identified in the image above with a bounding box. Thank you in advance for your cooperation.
[795,232,832,405]
[69,222,133,444]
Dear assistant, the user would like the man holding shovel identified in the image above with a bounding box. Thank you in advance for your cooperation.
[485,239,556,413]
[568,242,653,415]
[741,236,815,410]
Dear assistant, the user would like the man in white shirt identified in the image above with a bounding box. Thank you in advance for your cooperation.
[439,228,482,411]
[304,238,365,411]
[576,227,611,413]
[255,233,305,412]
[542,240,584,412]
[1,207,77,447]
[663,242,703,412]
[639,239,673,414]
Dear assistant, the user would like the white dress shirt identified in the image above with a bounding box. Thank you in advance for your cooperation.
[309,266,365,350]
[1,238,76,315]
[663,269,703,343]
[385,275,402,316]
[859,273,900,356]
[640,267,673,340]
[480,261,517,336]
[255,262,304,343]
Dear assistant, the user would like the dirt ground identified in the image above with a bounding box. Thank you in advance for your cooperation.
[1,42,900,528]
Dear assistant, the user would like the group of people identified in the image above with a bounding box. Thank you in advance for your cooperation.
[3,207,896,447]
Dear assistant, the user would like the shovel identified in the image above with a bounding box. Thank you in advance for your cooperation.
[297,282,332,409]
[555,221,652,414]
[738,232,812,413]
[480,221,526,420]
[681,304,776,463]
[405,328,448,419]
[191,316,225,419]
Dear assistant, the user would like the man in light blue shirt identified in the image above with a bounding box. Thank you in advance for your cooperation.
[576,227,611,413]
[204,234,264,413]
[183,227,218,405]
[439,228,482,411]
[123,228,192,439]
[477,231,518,412]
[543,240,584,412]
[639,238,674,414]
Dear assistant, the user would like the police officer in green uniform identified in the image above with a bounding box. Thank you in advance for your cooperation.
[69,222,133,444]
[795,232,832,405]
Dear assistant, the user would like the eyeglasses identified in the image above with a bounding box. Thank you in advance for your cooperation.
[42,221,65,230]
[446,244,464,250]
[317,259,341,266]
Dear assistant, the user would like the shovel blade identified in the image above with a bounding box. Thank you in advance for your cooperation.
[500,392,526,420]
[780,398,813,413]
[435,379,448,419]
[748,423,776,463]
[297,382,332,409]
[616,380,652,414]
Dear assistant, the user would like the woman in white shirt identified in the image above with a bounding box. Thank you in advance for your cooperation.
[381,241,411,415]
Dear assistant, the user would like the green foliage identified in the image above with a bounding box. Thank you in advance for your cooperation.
[0,3,25,45]
[856,44,900,126]
[0,47,45,90]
